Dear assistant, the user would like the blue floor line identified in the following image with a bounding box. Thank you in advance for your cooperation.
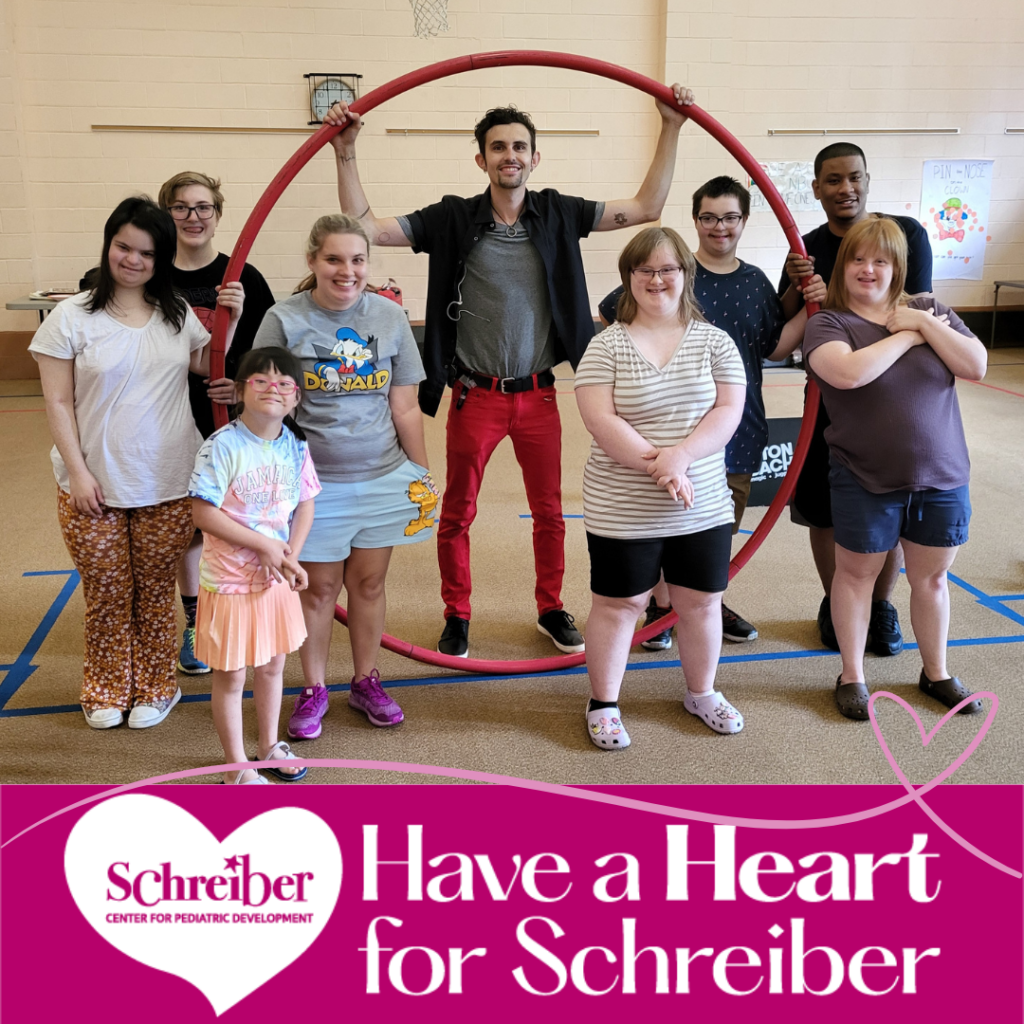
[518,514,585,519]
[4,633,1023,720]
[948,571,1024,628]
[4,558,1022,719]
[0,571,81,712]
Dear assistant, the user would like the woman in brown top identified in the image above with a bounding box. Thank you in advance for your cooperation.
[801,217,987,721]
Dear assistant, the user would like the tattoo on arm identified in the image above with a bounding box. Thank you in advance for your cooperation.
[614,212,628,226]
[356,205,370,220]
[378,232,390,243]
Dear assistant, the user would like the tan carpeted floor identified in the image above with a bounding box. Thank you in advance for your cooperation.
[2,352,1023,786]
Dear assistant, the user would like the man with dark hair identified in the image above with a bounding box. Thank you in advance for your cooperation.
[473,106,537,154]
[323,89,693,658]
[779,142,933,655]
[598,176,821,649]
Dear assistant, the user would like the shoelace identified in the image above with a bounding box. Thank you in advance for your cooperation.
[355,671,393,706]
[874,607,898,631]
[296,688,325,711]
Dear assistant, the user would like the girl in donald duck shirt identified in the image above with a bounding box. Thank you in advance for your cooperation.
[252,214,438,745]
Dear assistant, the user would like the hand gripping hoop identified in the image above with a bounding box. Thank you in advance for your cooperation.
[208,50,821,675]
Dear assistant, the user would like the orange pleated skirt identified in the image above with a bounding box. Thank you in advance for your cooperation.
[195,583,307,671]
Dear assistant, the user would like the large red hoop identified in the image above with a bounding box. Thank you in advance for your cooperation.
[210,50,820,675]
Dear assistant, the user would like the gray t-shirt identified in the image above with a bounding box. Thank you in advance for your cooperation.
[802,297,972,493]
[398,202,604,378]
[253,290,425,483]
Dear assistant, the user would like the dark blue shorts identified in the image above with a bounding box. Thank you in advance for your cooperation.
[829,461,971,554]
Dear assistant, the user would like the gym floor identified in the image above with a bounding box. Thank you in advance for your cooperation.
[2,353,1022,786]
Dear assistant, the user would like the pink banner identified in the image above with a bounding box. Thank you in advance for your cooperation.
[2,780,1020,1021]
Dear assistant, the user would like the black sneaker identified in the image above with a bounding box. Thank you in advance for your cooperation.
[868,599,903,657]
[537,609,585,653]
[817,596,840,651]
[640,597,673,651]
[437,616,469,658]
[722,604,758,642]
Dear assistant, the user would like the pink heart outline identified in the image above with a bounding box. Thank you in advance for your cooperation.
[868,689,1020,878]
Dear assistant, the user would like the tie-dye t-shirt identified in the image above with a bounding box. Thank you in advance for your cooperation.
[189,419,321,594]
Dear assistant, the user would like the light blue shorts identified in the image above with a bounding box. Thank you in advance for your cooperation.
[302,461,439,563]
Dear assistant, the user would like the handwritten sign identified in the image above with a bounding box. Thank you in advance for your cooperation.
[749,162,818,213]
[919,160,994,281]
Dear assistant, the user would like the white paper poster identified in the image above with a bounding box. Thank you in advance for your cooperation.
[749,161,818,213]
[919,159,994,281]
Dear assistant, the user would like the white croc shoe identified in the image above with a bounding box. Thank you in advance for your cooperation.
[586,704,631,750]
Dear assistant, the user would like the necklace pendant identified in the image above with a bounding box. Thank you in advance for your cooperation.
[506,225,517,238]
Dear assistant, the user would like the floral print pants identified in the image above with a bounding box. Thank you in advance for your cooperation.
[57,490,195,711]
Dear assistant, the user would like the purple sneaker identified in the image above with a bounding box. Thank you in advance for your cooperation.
[287,685,329,740]
[348,669,404,727]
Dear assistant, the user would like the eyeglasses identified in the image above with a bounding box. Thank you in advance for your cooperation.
[697,213,744,228]
[167,203,217,221]
[631,266,683,281]
[246,377,298,395]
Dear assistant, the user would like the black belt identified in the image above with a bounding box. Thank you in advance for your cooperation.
[455,363,555,394]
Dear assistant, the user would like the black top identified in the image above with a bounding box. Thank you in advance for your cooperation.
[173,253,276,438]
[404,188,600,417]
[777,214,933,296]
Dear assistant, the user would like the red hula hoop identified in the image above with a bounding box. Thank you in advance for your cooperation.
[210,50,820,676]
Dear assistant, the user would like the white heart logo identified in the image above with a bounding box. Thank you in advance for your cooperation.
[64,794,342,1015]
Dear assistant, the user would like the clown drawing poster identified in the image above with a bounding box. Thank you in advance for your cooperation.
[919,159,994,281]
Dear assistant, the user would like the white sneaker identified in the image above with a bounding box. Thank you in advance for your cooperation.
[82,706,124,730]
[128,688,182,729]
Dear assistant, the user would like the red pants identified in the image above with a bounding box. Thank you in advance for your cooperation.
[438,380,565,620]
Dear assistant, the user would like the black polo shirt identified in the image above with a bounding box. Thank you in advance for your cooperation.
[404,188,600,416]
[777,214,933,297]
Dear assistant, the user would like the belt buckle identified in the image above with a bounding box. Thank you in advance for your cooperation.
[499,376,515,394]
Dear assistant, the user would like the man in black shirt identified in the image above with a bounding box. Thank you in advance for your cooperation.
[322,89,694,659]
[779,142,933,657]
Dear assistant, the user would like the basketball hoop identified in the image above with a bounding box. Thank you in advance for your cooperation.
[409,0,449,38]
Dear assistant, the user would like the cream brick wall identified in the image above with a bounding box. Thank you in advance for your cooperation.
[1,0,1021,330]
[0,0,664,327]
[0,0,34,307]
[664,0,1024,309]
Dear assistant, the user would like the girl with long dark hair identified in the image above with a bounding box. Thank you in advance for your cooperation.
[30,196,244,730]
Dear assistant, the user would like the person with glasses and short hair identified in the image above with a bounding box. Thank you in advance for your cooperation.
[576,227,759,749]
[157,171,278,677]
[598,177,822,652]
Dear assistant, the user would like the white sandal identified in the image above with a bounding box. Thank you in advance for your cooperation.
[253,740,308,782]
[586,705,631,750]
[223,768,269,785]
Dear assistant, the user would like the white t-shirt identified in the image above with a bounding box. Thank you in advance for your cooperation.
[573,320,747,539]
[29,293,210,508]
